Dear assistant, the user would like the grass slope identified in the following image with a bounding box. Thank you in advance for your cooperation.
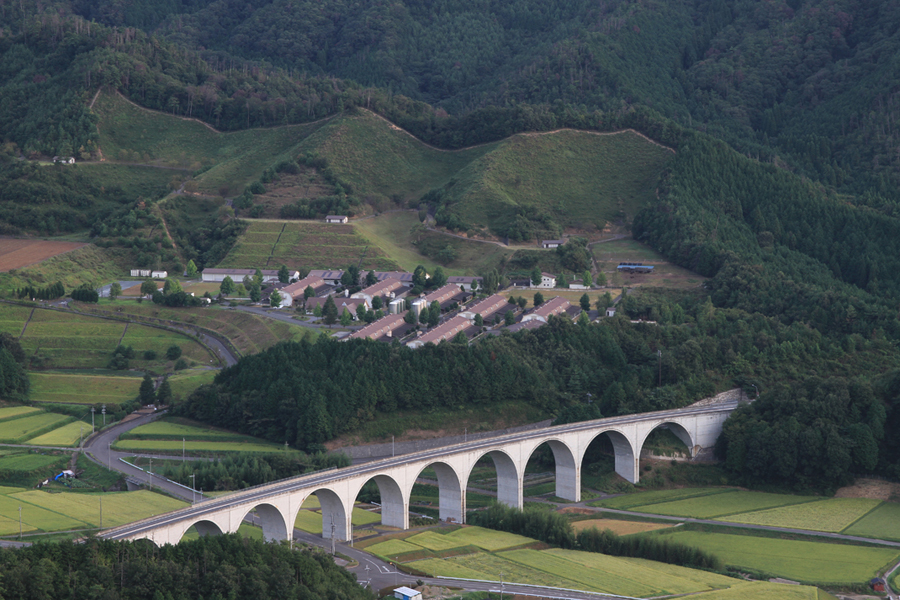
[93,92,327,196]
[448,130,672,234]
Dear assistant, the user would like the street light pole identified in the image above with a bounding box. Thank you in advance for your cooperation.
[189,473,196,503]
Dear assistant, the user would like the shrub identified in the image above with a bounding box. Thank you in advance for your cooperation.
[166,346,182,360]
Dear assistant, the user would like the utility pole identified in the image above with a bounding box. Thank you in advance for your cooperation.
[107,442,111,470]
[182,438,185,460]
[189,473,196,503]
[330,516,335,556]
[80,425,83,448]
[657,349,662,386]
[148,458,152,488]
[18,506,21,540]
[102,404,106,426]
[99,497,102,530]
[91,407,95,433]
[392,435,395,457]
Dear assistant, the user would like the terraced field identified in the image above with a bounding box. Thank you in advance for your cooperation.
[843,502,900,542]
[218,221,398,271]
[720,498,883,533]
[25,421,92,447]
[0,413,72,443]
[115,417,283,453]
[635,490,818,519]
[29,372,143,406]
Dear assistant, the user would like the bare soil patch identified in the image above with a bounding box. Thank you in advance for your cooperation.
[0,238,87,271]
[835,478,900,501]
[557,507,596,515]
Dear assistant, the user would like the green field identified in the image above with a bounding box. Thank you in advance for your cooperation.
[25,421,91,447]
[659,530,899,584]
[78,303,315,356]
[446,129,673,235]
[367,538,422,557]
[721,498,882,533]
[438,526,534,551]
[294,507,382,535]
[75,163,174,202]
[93,91,328,196]
[590,487,733,510]
[123,418,249,440]
[113,439,280,453]
[0,245,129,294]
[0,413,72,443]
[844,502,900,541]
[166,369,217,403]
[634,490,819,519]
[0,406,41,420]
[29,372,143,406]
[219,220,398,271]
[11,307,214,370]
[686,581,819,600]
[0,453,60,470]
[353,212,513,274]
[8,489,186,529]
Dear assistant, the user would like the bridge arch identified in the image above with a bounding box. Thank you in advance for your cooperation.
[465,449,521,510]
[638,421,696,460]
[302,488,350,541]
[522,438,579,502]
[411,461,464,524]
[581,428,637,484]
[352,473,407,530]
[239,502,289,543]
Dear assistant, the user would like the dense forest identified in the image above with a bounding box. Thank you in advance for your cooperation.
[0,535,374,600]
[179,309,900,490]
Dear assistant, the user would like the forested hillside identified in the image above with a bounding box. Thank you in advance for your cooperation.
[3,0,900,492]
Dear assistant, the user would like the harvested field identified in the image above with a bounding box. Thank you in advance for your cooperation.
[29,372,143,406]
[25,421,90,447]
[571,518,673,536]
[0,239,86,272]
[721,497,882,533]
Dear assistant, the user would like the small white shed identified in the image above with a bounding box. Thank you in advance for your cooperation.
[393,587,422,600]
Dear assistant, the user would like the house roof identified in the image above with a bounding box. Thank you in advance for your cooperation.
[354,278,404,298]
[369,271,415,283]
[325,215,347,219]
[348,312,407,340]
[422,284,464,305]
[462,294,508,319]
[506,319,545,333]
[532,296,572,318]
[308,269,345,280]
[281,277,327,298]
[542,239,565,245]
[541,272,555,278]
[202,268,281,277]
[307,296,367,312]
[446,275,483,284]
[408,315,470,347]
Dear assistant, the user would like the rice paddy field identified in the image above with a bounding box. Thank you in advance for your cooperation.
[25,421,91,447]
[570,518,673,536]
[368,525,747,598]
[113,439,280,453]
[29,372,143,406]
[294,506,382,535]
[0,488,187,535]
[635,490,819,519]
[218,221,398,271]
[166,369,217,403]
[718,498,883,533]
[0,412,72,443]
[843,502,900,542]
[657,530,899,584]
[589,487,733,510]
[114,417,283,453]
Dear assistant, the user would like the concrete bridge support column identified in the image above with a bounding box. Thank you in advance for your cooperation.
[255,503,290,543]
[431,462,464,524]
[316,489,351,542]
[487,451,522,510]
[372,475,408,530]
[546,440,580,502]
[607,431,639,484]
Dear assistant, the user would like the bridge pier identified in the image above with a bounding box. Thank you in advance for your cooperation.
[486,450,522,510]
[431,462,464,523]
[546,440,580,502]
[372,474,408,530]
[316,489,351,542]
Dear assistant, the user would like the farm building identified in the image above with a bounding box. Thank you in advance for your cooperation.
[393,587,422,600]
[307,269,345,285]
[325,215,348,224]
[279,277,329,308]
[617,262,654,274]
[52,156,75,164]
[365,271,415,285]
[306,296,369,318]
[200,268,297,284]
[410,284,467,316]
[446,275,483,291]
[506,319,545,333]
[352,279,405,305]
[151,271,168,279]
[130,269,151,278]
[458,294,508,322]
[522,296,573,323]
[407,315,471,349]
[541,239,564,249]
[606,308,616,317]
[533,272,556,288]
[348,312,409,341]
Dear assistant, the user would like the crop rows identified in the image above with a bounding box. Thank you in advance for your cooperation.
[0,413,73,443]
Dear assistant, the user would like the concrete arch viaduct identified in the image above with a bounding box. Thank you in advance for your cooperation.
[101,401,739,546]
